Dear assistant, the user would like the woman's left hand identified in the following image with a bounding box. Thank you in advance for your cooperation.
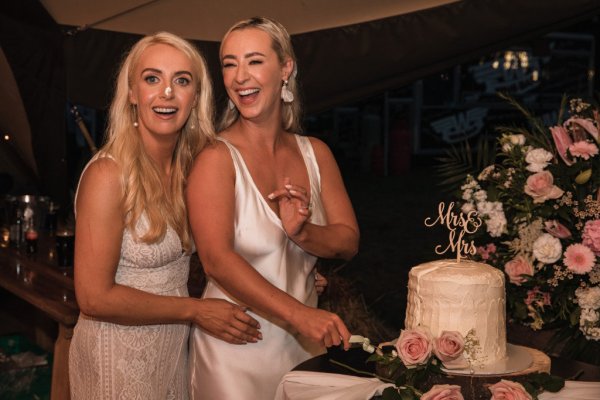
[268,177,311,238]
[315,270,328,295]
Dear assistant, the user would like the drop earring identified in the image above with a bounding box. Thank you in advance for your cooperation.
[132,104,139,127]
[228,98,235,110]
[281,80,294,103]
[188,110,196,129]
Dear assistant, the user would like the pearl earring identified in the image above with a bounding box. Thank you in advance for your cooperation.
[228,98,235,110]
[132,105,139,127]
[188,111,196,129]
[281,80,294,103]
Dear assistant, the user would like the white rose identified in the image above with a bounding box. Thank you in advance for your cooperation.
[526,148,553,172]
[485,211,507,237]
[511,134,526,145]
[532,233,562,264]
[502,134,526,152]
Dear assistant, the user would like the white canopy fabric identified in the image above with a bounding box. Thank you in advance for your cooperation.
[1,0,600,203]
[40,0,460,41]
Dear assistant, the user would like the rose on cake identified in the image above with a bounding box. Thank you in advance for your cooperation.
[433,331,469,369]
[396,327,433,366]
[488,380,532,400]
[420,384,464,400]
[348,328,564,400]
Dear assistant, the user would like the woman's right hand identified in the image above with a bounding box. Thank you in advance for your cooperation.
[192,298,262,344]
[290,306,351,350]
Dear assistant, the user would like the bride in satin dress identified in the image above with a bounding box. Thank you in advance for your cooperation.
[187,17,360,399]
[68,32,260,400]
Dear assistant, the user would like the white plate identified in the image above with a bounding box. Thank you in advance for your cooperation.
[441,344,533,376]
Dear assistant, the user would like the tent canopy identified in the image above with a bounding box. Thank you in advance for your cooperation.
[47,0,600,112]
[1,0,599,203]
[40,0,460,41]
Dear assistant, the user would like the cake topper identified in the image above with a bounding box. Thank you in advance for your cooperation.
[424,201,482,262]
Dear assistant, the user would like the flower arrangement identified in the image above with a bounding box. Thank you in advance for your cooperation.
[349,329,563,400]
[455,95,600,361]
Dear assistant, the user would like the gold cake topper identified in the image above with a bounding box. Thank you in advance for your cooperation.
[424,201,482,263]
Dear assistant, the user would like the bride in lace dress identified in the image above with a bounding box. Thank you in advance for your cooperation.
[68,32,261,400]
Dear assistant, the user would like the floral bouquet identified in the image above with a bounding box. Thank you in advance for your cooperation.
[454,95,600,361]
[348,328,563,400]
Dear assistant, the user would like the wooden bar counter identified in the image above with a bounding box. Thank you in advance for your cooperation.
[0,237,78,400]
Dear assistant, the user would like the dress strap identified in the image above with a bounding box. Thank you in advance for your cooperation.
[294,134,321,193]
[216,137,244,180]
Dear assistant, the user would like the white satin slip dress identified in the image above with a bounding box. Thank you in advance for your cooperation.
[189,135,326,399]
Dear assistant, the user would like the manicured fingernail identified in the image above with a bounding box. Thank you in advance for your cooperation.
[267,193,274,199]
[258,332,263,340]
[289,189,297,194]
[285,184,292,189]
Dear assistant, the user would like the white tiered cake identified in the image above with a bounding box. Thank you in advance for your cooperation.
[405,259,507,367]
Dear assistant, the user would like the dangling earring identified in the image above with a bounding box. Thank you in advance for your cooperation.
[281,80,294,103]
[188,110,196,129]
[132,104,139,127]
[228,98,235,110]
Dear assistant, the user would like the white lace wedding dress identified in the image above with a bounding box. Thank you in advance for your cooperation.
[69,157,191,399]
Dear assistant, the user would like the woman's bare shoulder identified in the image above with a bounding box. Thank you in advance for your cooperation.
[305,135,335,161]
[79,157,121,189]
[195,139,231,163]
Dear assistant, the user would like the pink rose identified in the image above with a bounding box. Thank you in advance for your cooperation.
[488,379,532,400]
[563,243,596,274]
[504,256,534,285]
[544,220,572,239]
[550,125,573,165]
[582,220,600,256]
[433,331,468,369]
[524,171,564,204]
[421,384,464,400]
[395,327,433,366]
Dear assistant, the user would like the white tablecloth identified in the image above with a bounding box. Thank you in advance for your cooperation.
[275,371,600,400]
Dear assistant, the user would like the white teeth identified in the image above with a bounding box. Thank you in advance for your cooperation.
[153,107,177,113]
[239,88,259,96]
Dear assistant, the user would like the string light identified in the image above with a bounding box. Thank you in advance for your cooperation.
[491,50,539,81]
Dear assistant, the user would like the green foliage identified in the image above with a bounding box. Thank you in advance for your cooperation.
[434,136,497,192]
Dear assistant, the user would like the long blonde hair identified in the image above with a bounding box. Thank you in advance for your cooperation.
[218,17,302,133]
[101,32,216,252]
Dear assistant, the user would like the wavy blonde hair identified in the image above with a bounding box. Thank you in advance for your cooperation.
[101,32,216,252]
[218,17,302,133]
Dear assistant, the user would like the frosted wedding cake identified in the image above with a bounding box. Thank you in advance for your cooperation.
[405,258,507,367]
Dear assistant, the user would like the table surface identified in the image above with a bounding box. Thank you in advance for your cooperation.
[295,346,600,382]
[0,237,78,327]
